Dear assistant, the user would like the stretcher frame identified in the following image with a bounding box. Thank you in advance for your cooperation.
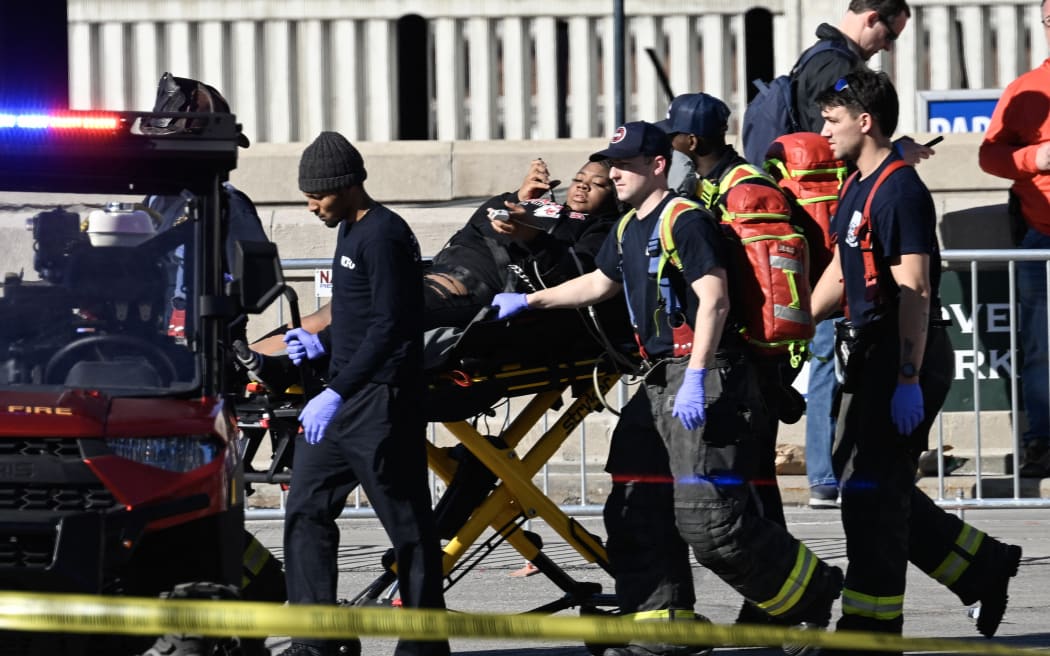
[349,363,622,616]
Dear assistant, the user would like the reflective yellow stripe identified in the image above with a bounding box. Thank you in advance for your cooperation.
[628,609,697,621]
[841,588,904,621]
[956,523,984,557]
[930,551,969,587]
[756,544,817,616]
[930,524,984,586]
[242,534,271,587]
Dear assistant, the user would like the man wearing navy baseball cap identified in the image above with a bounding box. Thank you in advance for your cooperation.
[490,120,844,656]
[656,92,731,139]
[589,120,672,163]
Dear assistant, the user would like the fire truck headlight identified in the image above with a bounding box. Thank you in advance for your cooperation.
[106,436,222,472]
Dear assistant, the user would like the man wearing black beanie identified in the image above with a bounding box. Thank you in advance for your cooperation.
[280,131,449,656]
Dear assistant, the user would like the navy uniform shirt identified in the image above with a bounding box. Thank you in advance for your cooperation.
[833,153,941,327]
[595,193,727,358]
[319,203,424,397]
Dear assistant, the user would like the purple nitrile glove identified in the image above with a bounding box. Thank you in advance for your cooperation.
[491,292,529,320]
[890,381,924,435]
[672,367,707,430]
[298,387,342,445]
[283,327,326,365]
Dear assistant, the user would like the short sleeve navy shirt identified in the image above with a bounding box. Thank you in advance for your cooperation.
[832,153,940,327]
[596,194,726,357]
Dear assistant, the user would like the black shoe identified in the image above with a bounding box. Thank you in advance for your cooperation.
[282,641,361,656]
[1019,443,1050,478]
[601,614,714,656]
[974,543,1023,638]
[282,644,325,656]
[603,645,711,656]
[783,565,844,656]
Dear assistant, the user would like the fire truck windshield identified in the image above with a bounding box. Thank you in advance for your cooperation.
[0,193,200,394]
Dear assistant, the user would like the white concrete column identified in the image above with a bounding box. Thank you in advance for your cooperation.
[958,6,987,89]
[894,9,920,134]
[533,17,559,138]
[297,19,326,142]
[568,16,598,138]
[1029,3,1049,69]
[132,22,160,111]
[164,21,192,80]
[729,13,747,134]
[467,17,497,139]
[366,19,396,141]
[99,21,126,109]
[665,14,695,100]
[700,14,728,100]
[264,20,292,143]
[993,5,1019,86]
[68,22,94,109]
[198,21,225,96]
[632,15,665,122]
[231,20,260,145]
[600,15,617,136]
[502,17,531,140]
[926,6,953,89]
[434,17,464,141]
[330,19,362,140]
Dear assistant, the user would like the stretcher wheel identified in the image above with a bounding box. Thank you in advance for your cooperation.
[581,604,623,656]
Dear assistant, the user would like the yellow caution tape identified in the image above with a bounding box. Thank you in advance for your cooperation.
[0,591,1040,655]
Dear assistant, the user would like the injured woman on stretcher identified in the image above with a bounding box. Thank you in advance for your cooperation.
[246,157,621,362]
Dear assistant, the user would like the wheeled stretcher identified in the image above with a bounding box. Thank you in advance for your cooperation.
[236,301,635,621]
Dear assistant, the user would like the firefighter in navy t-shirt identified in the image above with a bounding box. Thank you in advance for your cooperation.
[279,132,449,656]
[810,69,1021,650]
[493,122,844,656]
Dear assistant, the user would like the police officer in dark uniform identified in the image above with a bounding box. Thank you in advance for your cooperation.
[811,70,1022,652]
[493,122,844,656]
[280,132,449,656]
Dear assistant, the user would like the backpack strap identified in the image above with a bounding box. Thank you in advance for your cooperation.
[615,197,702,360]
[787,39,859,129]
[840,159,910,306]
[699,162,769,210]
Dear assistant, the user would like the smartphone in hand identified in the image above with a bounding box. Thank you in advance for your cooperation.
[923,136,944,148]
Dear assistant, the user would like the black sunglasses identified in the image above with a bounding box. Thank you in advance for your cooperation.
[878,14,899,42]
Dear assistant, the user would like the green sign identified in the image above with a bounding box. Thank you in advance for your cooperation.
[938,270,1016,412]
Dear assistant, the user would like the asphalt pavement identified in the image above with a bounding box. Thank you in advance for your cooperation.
[248,504,1050,655]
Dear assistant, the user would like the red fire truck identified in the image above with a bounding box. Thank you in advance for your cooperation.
[0,108,283,654]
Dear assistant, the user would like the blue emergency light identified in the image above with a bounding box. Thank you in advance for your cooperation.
[0,111,119,131]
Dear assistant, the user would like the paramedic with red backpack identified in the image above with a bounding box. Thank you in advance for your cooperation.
[493,122,844,656]
[811,70,1021,651]
[658,93,807,524]
[745,0,934,508]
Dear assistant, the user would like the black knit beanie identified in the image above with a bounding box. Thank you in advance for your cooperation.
[298,131,368,193]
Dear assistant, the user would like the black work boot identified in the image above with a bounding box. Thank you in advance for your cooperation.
[973,543,1023,638]
[601,614,714,656]
[1019,442,1050,478]
[782,565,844,656]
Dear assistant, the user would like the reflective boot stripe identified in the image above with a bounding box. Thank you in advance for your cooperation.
[841,588,904,621]
[242,534,271,588]
[756,544,817,616]
[930,524,985,586]
[628,609,697,621]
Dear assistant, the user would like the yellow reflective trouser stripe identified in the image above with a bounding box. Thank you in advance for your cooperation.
[628,609,696,621]
[842,588,904,621]
[930,524,985,586]
[242,534,271,587]
[756,544,817,616]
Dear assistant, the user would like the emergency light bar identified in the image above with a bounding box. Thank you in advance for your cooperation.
[0,111,120,131]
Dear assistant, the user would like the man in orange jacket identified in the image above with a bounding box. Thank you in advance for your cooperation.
[978,0,1050,478]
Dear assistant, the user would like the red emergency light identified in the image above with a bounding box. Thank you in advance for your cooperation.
[0,111,120,131]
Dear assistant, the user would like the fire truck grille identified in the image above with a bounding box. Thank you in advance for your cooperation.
[0,532,56,568]
[0,439,81,458]
[0,485,117,512]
